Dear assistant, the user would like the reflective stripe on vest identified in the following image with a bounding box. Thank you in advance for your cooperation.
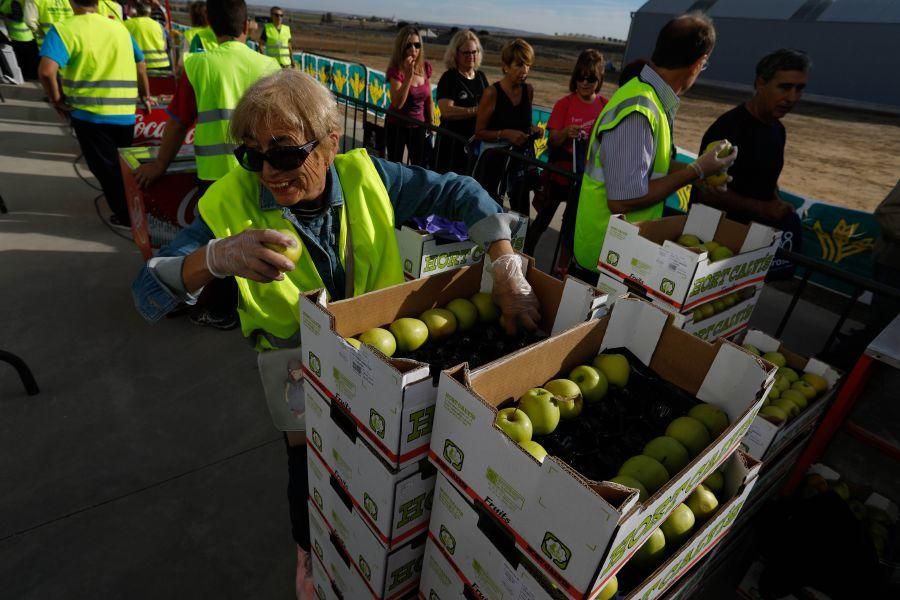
[197,148,404,351]
[573,76,672,273]
[125,17,170,70]
[54,14,138,116]
[264,23,291,66]
[184,42,280,180]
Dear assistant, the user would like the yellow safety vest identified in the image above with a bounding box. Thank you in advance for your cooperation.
[198,148,405,351]
[96,0,122,22]
[34,0,72,45]
[53,13,137,117]
[574,77,672,273]
[125,16,169,70]
[1,0,34,42]
[184,25,205,49]
[191,25,218,52]
[184,41,279,180]
[263,22,291,66]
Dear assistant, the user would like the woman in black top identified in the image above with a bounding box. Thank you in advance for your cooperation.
[434,30,489,174]
[475,39,543,215]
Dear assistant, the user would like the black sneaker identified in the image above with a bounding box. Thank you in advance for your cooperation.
[189,308,240,331]
[109,214,132,230]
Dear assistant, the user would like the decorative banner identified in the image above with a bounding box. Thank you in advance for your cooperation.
[802,201,878,293]
[330,60,349,95]
[302,53,317,79]
[315,57,334,88]
[347,63,367,101]
[366,68,390,110]
[531,107,551,162]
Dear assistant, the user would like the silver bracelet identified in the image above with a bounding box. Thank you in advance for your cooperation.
[689,161,704,180]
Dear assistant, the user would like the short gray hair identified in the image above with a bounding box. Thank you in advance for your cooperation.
[230,70,343,152]
[755,49,811,82]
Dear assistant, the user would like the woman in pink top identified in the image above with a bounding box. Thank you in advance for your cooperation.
[524,50,608,275]
[386,26,434,167]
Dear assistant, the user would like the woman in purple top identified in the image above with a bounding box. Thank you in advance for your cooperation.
[386,26,433,167]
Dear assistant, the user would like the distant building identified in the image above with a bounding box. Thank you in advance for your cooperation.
[625,0,900,112]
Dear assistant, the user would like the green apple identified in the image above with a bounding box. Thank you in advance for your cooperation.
[518,388,560,435]
[699,303,716,320]
[544,379,583,420]
[519,440,548,463]
[642,436,690,476]
[660,503,696,547]
[711,299,727,313]
[772,398,800,419]
[721,293,738,308]
[759,405,788,423]
[358,327,396,357]
[781,389,808,410]
[618,455,669,495]
[774,375,791,392]
[470,292,500,323]
[676,234,702,248]
[762,351,787,368]
[742,343,762,356]
[610,475,648,502]
[701,241,720,253]
[494,407,533,443]
[802,372,829,394]
[703,471,724,496]
[632,528,666,570]
[777,367,800,383]
[710,246,735,262]
[688,403,730,438]
[767,386,781,401]
[597,576,618,600]
[389,317,429,352]
[686,484,719,523]
[592,353,630,387]
[791,380,817,401]
[345,337,362,349]
[419,308,458,341]
[665,416,711,457]
[692,308,705,322]
[568,365,608,403]
[263,228,302,263]
[445,298,479,331]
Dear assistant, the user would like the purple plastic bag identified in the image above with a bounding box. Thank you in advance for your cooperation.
[410,215,470,242]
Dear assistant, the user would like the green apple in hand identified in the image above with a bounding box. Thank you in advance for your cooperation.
[519,440,548,462]
[568,365,608,403]
[518,388,560,435]
[358,328,396,357]
[263,228,302,263]
[445,298,479,331]
[419,308,458,340]
[389,317,429,352]
[544,379,583,420]
[593,353,630,387]
[494,407,533,443]
[470,292,500,323]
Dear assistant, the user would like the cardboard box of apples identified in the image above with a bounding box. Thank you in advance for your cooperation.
[428,298,777,598]
[737,329,842,460]
[420,450,759,600]
[299,256,606,471]
[597,203,780,313]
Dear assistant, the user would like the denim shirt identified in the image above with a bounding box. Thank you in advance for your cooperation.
[132,157,515,323]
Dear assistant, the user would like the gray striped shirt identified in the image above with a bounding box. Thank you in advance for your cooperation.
[600,65,679,201]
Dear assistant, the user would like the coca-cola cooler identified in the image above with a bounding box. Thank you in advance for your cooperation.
[119,146,202,260]
[147,69,177,96]
[133,98,196,146]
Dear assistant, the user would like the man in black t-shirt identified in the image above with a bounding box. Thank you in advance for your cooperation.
[693,49,809,229]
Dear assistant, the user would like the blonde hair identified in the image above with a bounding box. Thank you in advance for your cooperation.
[231,70,343,152]
[388,26,425,74]
[443,29,483,71]
[500,38,535,67]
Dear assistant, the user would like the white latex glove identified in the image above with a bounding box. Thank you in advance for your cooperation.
[692,140,739,179]
[491,253,541,335]
[205,229,296,282]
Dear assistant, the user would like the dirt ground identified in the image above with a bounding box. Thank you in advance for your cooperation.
[173,8,899,212]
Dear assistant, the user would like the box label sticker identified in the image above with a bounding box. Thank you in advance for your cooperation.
[443,440,465,471]
[485,467,525,513]
[438,524,456,554]
[332,367,356,398]
[442,393,476,428]
[541,532,572,570]
[308,351,322,377]
[369,409,386,438]
[301,312,321,335]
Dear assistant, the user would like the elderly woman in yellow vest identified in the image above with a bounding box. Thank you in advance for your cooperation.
[125,1,171,71]
[132,68,539,595]
[260,5,291,67]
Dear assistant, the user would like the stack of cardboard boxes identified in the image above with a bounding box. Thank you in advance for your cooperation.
[594,205,781,342]
[299,258,605,598]
[421,300,777,599]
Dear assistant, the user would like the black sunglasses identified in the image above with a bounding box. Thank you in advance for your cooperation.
[577,74,599,83]
[404,42,422,50]
[272,12,284,17]
[234,140,319,172]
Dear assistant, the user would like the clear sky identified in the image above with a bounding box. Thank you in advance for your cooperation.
[273,1,647,38]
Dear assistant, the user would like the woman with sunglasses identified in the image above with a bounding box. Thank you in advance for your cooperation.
[131,69,539,598]
[385,26,433,166]
[524,50,608,276]
[433,29,489,174]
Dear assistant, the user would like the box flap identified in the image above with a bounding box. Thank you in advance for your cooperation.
[695,342,775,420]
[600,299,668,366]
[740,222,780,253]
[551,277,609,335]
[683,204,723,241]
[741,329,781,353]
[803,357,842,387]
